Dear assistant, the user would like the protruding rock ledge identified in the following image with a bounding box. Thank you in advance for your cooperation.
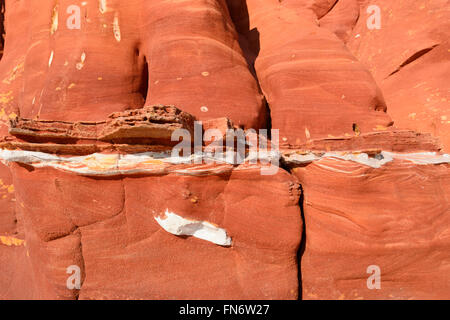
[8,105,195,145]
[280,130,442,153]
[0,141,172,156]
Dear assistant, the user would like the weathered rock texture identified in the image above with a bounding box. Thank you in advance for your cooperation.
[7,162,301,299]
[9,105,195,144]
[0,0,449,300]
[288,153,450,299]
[347,0,450,152]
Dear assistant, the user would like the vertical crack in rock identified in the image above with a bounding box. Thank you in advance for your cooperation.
[263,96,272,135]
[224,1,271,130]
[73,227,85,300]
[75,236,85,300]
[280,159,305,300]
[154,209,232,247]
[138,52,149,104]
[297,184,306,300]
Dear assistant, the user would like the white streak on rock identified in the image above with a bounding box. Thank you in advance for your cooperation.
[282,151,450,168]
[155,209,232,247]
[113,13,121,42]
[382,152,450,165]
[283,152,393,168]
[48,51,54,67]
[99,0,107,13]
[1,149,447,176]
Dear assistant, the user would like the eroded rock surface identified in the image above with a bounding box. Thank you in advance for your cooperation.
[0,0,449,300]
[287,153,450,299]
[347,0,450,152]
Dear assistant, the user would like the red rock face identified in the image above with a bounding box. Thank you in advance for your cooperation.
[9,163,301,300]
[0,0,266,127]
[347,0,450,152]
[0,0,449,300]
[228,0,393,146]
[291,157,450,299]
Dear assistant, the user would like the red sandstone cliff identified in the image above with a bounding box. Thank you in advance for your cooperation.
[0,0,448,300]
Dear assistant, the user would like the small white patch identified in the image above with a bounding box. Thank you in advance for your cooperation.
[154,209,232,247]
[305,127,311,140]
[51,6,59,35]
[0,150,248,176]
[200,106,208,112]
